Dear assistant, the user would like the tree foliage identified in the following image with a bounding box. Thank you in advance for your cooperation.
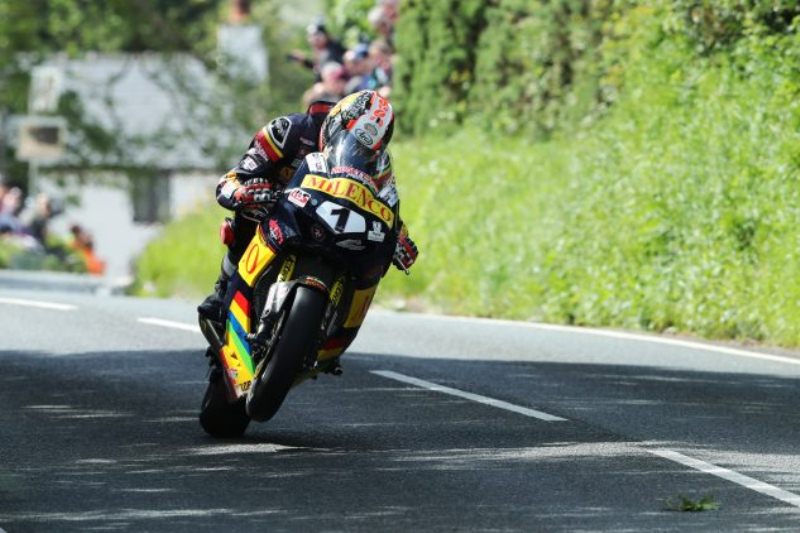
[0,0,313,188]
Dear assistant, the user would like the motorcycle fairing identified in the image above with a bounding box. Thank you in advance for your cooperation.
[216,149,398,400]
[216,229,277,399]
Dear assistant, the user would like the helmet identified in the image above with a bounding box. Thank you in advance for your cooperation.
[319,90,395,153]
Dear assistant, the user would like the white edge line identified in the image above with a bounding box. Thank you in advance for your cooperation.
[0,297,77,311]
[138,317,201,334]
[648,448,800,508]
[371,370,567,422]
[377,311,800,367]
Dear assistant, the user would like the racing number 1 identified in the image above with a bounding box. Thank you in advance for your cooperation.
[330,207,350,233]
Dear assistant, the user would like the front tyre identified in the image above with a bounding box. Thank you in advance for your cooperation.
[199,364,251,438]
[246,287,326,422]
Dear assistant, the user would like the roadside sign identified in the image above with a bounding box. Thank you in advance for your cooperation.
[16,116,67,161]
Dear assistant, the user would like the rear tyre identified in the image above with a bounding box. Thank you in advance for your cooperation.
[246,287,326,422]
[199,364,251,438]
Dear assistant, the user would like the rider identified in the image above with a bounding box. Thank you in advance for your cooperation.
[198,91,418,323]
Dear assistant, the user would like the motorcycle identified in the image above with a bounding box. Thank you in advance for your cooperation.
[198,131,400,438]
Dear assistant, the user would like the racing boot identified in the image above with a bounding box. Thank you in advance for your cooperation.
[197,274,229,325]
[324,357,343,376]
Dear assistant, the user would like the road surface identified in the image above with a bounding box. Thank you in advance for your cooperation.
[1,282,800,531]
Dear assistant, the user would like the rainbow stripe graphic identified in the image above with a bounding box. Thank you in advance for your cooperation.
[222,290,256,395]
[227,291,255,374]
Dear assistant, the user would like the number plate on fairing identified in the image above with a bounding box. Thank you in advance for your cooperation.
[316,201,366,234]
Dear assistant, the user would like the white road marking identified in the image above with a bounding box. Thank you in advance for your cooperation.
[0,297,76,311]
[404,312,800,367]
[371,370,567,422]
[648,449,800,508]
[137,317,201,334]
[373,368,800,508]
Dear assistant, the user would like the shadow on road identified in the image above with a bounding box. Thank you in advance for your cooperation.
[1,349,799,531]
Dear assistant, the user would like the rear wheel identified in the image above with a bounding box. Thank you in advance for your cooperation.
[199,360,251,438]
[246,287,326,422]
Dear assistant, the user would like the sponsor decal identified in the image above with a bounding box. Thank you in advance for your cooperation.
[277,255,296,283]
[367,221,386,242]
[238,236,276,287]
[242,155,258,171]
[301,175,395,226]
[287,188,311,208]
[379,184,398,207]
[332,166,377,190]
[306,152,328,174]
[330,279,344,306]
[369,95,390,126]
[337,239,366,251]
[354,128,373,147]
[244,243,261,275]
[268,219,284,245]
[252,143,268,161]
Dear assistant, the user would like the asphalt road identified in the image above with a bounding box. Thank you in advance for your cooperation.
[2,282,800,531]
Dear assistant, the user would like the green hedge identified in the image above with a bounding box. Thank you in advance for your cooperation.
[393,1,800,137]
[376,4,800,344]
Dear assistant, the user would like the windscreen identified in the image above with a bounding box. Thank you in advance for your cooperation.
[325,130,380,180]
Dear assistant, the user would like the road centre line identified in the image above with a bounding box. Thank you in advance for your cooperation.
[408,312,800,367]
[648,449,800,509]
[371,370,568,422]
[0,297,76,311]
[137,317,201,334]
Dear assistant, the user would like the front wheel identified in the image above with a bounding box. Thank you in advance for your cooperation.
[199,363,251,438]
[246,286,326,422]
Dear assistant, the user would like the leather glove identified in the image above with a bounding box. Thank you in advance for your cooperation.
[393,227,418,272]
[233,178,277,209]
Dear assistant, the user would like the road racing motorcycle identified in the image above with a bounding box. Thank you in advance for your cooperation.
[198,132,400,437]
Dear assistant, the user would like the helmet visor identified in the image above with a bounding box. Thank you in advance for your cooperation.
[325,130,381,177]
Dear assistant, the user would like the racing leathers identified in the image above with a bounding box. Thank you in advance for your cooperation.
[198,103,418,323]
[198,102,333,322]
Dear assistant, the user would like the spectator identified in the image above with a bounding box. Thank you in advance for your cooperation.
[0,186,24,234]
[69,224,106,275]
[379,0,399,26]
[26,193,54,247]
[367,39,394,99]
[303,61,348,106]
[0,186,22,217]
[289,20,345,80]
[368,5,394,49]
[343,43,372,94]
